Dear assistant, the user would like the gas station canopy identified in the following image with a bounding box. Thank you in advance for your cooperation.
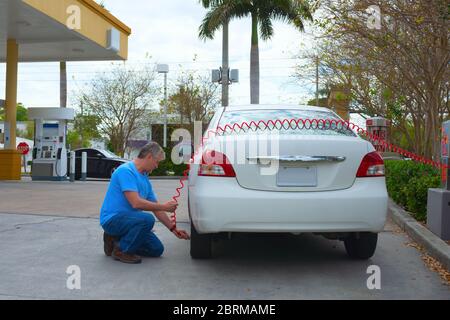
[0,0,131,180]
[0,0,131,62]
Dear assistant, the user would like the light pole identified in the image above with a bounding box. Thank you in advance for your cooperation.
[157,64,169,148]
[222,20,229,107]
[212,22,238,106]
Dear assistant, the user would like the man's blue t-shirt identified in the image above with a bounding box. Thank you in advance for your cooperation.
[100,161,158,226]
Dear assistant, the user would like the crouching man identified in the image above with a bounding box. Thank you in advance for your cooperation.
[100,142,190,264]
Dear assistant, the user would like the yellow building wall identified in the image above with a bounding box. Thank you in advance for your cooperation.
[24,0,130,60]
[0,150,21,180]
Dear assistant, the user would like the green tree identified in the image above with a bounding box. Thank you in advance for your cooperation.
[67,114,101,149]
[67,131,83,149]
[199,0,315,104]
[76,66,157,156]
[168,71,219,125]
[16,121,34,140]
[0,103,28,121]
[297,0,449,159]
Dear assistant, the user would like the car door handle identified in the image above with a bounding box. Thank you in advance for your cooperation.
[247,155,346,163]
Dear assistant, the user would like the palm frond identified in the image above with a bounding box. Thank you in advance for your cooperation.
[199,0,253,40]
[268,0,314,32]
[200,0,224,9]
[259,15,274,40]
[199,9,224,40]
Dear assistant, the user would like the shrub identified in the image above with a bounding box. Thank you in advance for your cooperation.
[149,147,188,177]
[385,160,441,221]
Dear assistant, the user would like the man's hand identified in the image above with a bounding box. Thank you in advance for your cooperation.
[172,228,190,240]
[161,200,178,213]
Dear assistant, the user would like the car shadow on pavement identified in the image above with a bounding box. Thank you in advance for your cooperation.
[210,232,354,265]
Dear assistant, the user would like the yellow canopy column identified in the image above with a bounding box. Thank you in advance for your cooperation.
[0,0,131,180]
[0,39,20,180]
[5,39,18,150]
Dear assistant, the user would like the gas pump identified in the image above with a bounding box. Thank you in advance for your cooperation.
[28,108,74,181]
[427,120,450,240]
[366,117,389,152]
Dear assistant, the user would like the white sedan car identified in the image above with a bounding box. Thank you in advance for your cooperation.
[188,105,388,259]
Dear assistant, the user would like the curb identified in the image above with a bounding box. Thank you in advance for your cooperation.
[149,176,183,180]
[20,175,183,180]
[388,199,450,271]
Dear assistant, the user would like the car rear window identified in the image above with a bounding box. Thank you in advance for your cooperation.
[218,109,356,137]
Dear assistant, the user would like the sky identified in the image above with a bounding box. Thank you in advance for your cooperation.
[0,0,319,112]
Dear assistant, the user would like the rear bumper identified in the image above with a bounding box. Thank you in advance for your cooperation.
[189,177,388,233]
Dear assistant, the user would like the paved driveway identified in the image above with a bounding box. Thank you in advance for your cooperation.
[0,178,188,221]
[0,179,449,299]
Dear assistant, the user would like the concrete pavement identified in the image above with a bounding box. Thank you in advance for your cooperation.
[0,178,188,220]
[0,179,449,299]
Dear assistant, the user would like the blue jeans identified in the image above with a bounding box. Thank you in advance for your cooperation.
[102,212,164,257]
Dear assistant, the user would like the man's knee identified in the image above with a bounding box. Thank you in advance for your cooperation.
[154,243,164,257]
[141,214,155,229]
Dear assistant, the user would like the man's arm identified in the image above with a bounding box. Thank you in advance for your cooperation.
[124,192,189,240]
[124,191,177,213]
[153,210,175,230]
[153,210,189,239]
[154,209,190,240]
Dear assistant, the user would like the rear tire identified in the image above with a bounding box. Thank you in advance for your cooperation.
[190,222,212,259]
[344,232,378,260]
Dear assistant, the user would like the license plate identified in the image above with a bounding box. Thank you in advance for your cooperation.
[276,166,317,187]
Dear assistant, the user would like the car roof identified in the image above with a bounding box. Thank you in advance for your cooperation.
[73,148,103,152]
[223,104,333,113]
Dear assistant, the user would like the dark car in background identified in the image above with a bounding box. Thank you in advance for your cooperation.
[72,148,129,179]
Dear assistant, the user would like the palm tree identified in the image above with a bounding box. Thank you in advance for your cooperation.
[200,0,230,107]
[199,0,314,104]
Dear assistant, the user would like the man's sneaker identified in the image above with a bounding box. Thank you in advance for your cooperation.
[112,247,142,264]
[103,233,117,257]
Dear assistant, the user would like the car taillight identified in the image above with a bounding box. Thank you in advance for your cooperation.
[356,151,385,177]
[198,150,236,177]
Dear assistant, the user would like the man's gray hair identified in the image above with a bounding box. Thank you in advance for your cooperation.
[138,142,165,159]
